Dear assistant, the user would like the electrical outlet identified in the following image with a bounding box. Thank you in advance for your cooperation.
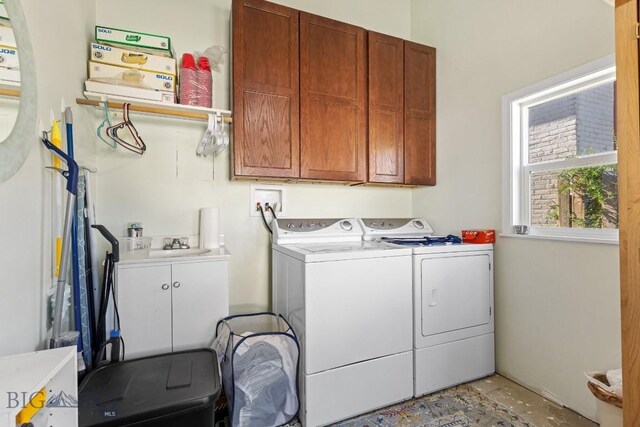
[250,184,286,217]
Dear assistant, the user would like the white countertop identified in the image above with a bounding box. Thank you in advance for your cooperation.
[119,245,231,266]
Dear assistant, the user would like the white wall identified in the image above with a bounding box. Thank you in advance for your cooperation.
[93,0,413,311]
[0,0,95,357]
[410,0,620,420]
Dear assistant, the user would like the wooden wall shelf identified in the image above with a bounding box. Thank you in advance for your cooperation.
[76,92,233,123]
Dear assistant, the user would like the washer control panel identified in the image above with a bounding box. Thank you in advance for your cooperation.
[359,218,434,240]
[273,218,363,244]
[281,219,340,232]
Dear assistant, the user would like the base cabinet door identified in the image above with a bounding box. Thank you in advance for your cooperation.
[117,265,173,359]
[171,261,229,351]
[117,260,229,359]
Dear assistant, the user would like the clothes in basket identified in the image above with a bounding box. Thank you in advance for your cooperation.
[212,313,300,427]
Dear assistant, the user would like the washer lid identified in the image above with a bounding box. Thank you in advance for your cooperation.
[359,218,434,241]
[272,241,412,262]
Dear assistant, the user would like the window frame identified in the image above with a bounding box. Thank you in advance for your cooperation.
[502,54,618,244]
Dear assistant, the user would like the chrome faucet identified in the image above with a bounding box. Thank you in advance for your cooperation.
[163,237,190,250]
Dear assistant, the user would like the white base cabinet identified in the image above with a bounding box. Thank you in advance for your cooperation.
[116,257,229,359]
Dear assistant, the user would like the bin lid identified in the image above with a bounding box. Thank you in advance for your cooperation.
[79,349,221,427]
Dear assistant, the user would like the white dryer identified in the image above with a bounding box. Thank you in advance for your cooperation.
[272,219,414,427]
[360,218,495,397]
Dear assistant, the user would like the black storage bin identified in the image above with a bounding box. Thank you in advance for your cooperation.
[79,349,221,427]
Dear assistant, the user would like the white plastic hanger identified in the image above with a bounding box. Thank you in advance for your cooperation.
[197,113,228,157]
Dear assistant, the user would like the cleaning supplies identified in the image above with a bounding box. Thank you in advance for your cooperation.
[51,120,63,278]
[41,132,79,349]
[64,107,88,374]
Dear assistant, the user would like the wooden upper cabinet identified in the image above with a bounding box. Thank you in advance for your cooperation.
[300,12,367,182]
[404,41,436,185]
[368,32,404,184]
[232,0,300,178]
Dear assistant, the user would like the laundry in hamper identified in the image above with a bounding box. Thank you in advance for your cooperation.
[212,313,299,427]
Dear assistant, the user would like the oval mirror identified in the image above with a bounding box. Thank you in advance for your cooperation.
[0,0,36,182]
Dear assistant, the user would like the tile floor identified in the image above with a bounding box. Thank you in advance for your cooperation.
[469,375,597,427]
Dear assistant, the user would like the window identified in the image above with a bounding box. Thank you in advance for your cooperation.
[503,55,617,243]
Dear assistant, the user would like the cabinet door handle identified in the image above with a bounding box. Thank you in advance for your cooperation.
[161,283,170,290]
[172,281,181,288]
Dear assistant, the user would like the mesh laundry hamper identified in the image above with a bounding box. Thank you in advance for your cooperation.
[212,313,300,427]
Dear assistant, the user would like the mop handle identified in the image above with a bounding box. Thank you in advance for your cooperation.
[41,135,78,195]
[41,135,79,347]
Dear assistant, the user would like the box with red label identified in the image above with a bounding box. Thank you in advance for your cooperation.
[462,229,495,244]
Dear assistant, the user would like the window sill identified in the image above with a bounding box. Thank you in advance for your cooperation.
[499,232,619,245]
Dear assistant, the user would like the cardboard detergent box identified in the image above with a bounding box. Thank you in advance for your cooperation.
[85,80,175,104]
[95,26,172,57]
[90,43,176,76]
[0,44,18,69]
[88,61,175,93]
[0,25,15,48]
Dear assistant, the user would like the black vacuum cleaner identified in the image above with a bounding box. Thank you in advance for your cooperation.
[79,226,221,427]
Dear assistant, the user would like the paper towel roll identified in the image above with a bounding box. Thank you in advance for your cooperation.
[199,207,220,249]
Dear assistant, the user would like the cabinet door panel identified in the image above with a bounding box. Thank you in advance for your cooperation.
[117,265,172,359]
[171,262,229,352]
[305,101,359,174]
[233,0,299,178]
[404,41,436,185]
[368,32,404,183]
[242,91,294,170]
[300,12,367,181]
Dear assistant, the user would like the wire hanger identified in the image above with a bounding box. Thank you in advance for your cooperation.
[97,99,116,149]
[106,103,146,155]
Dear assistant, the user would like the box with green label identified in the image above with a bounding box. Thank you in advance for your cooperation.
[95,26,172,57]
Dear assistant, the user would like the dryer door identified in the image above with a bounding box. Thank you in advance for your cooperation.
[420,253,491,337]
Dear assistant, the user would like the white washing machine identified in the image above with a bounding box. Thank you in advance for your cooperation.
[360,218,495,397]
[272,219,414,427]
